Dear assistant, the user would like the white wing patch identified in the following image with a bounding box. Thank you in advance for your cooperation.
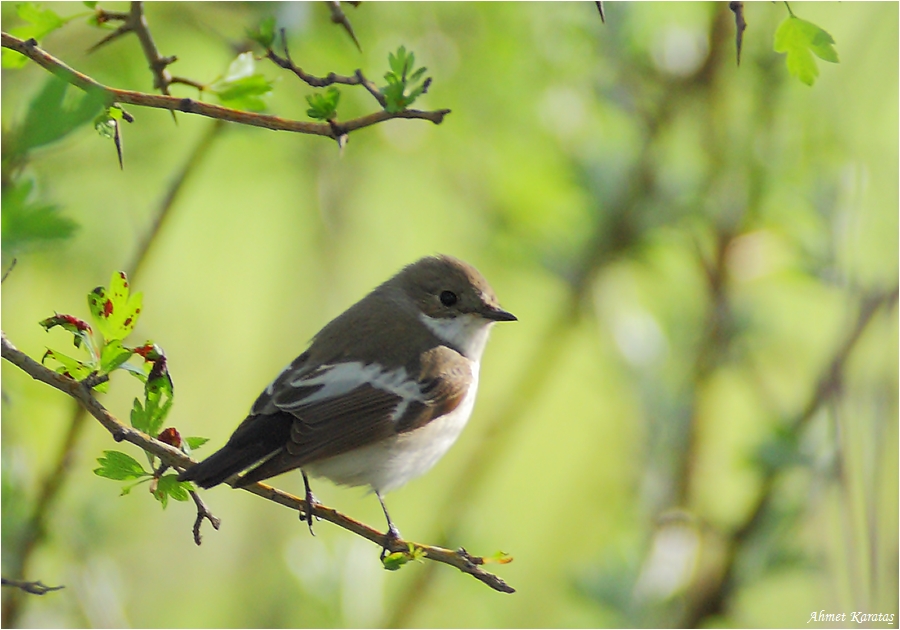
[280,362,425,422]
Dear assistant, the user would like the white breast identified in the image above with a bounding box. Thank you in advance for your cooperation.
[305,363,480,493]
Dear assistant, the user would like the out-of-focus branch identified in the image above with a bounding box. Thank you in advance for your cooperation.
[1,32,450,140]
[683,286,899,627]
[0,333,515,594]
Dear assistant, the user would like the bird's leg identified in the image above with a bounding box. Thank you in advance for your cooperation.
[376,491,401,559]
[301,471,318,536]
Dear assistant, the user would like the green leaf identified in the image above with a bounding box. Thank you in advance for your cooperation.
[152,474,192,509]
[1,178,78,256]
[100,339,134,373]
[774,16,839,86]
[185,436,210,451]
[142,373,174,438]
[211,52,274,112]
[214,75,274,112]
[154,474,191,507]
[381,543,425,571]
[305,87,341,120]
[131,397,150,434]
[14,76,106,152]
[247,16,276,49]
[94,450,149,480]
[42,348,94,381]
[83,1,98,7]
[87,271,142,342]
[2,3,66,68]
[380,46,430,112]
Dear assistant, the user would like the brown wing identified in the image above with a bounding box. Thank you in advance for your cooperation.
[236,349,472,485]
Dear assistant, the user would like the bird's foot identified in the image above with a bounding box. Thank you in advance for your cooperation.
[379,523,402,560]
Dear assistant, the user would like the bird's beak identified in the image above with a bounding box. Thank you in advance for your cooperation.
[483,306,517,322]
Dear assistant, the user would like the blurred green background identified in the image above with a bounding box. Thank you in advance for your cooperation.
[2,2,897,627]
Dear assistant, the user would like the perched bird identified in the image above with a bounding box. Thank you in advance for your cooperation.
[178,255,516,545]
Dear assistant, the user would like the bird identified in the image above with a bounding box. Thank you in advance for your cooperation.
[178,254,516,547]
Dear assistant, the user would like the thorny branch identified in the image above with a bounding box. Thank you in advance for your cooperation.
[266,29,387,108]
[1,32,450,141]
[0,578,64,596]
[0,332,514,594]
[1,119,227,628]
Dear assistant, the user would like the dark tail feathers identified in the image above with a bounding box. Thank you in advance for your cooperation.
[178,444,273,489]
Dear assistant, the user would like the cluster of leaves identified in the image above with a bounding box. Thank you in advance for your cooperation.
[303,45,431,121]
[306,87,341,121]
[382,543,427,571]
[1,75,108,261]
[40,271,207,507]
[773,14,839,86]
[381,46,431,113]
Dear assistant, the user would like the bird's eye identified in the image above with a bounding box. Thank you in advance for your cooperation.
[439,290,458,307]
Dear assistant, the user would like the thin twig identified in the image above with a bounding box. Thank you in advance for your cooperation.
[266,30,385,107]
[127,2,175,94]
[190,490,220,546]
[1,578,64,596]
[0,332,515,594]
[1,258,17,283]
[2,32,449,140]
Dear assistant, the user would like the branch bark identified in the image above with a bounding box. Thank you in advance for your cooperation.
[1,32,450,140]
[0,332,514,594]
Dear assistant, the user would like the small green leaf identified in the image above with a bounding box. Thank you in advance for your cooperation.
[305,87,341,120]
[142,371,174,438]
[83,1,98,7]
[185,436,210,451]
[381,543,424,570]
[100,339,134,373]
[210,52,274,112]
[42,348,93,380]
[382,551,410,571]
[94,450,149,480]
[214,75,274,111]
[774,16,839,86]
[153,474,191,508]
[131,397,150,433]
[247,16,276,49]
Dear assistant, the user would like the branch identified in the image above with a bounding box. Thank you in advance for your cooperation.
[0,332,514,594]
[1,32,450,140]
[2,119,227,627]
[683,285,899,626]
[1,578,64,596]
[265,33,387,108]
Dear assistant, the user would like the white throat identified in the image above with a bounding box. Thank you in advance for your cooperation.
[418,312,493,361]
